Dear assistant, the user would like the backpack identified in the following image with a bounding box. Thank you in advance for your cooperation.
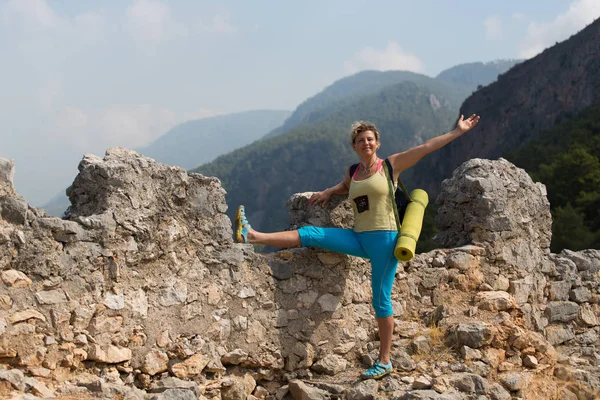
[349,158,411,223]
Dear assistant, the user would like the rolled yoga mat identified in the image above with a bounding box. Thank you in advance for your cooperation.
[394,189,429,261]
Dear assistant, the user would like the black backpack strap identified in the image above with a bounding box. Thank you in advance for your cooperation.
[349,163,359,179]
[384,158,411,201]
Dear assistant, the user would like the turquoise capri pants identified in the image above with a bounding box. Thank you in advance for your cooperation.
[297,226,398,318]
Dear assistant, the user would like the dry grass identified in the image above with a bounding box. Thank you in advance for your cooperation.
[411,326,455,364]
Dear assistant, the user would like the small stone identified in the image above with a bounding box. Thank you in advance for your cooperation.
[141,350,169,375]
[310,354,347,376]
[87,345,132,364]
[522,355,538,369]
[170,354,210,378]
[1,270,32,288]
[10,309,46,324]
[221,349,249,365]
[499,372,531,392]
[35,290,67,305]
[412,376,432,389]
[461,346,482,361]
[475,291,516,311]
[156,331,171,348]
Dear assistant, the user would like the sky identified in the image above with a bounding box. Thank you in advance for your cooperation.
[1,0,599,206]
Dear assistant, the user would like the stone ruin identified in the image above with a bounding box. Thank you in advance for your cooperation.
[0,149,598,400]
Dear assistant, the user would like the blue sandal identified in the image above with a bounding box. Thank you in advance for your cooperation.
[360,360,393,380]
[235,205,252,244]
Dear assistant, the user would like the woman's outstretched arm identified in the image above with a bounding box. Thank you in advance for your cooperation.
[388,114,480,175]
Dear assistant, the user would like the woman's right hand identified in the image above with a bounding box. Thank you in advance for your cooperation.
[309,190,332,207]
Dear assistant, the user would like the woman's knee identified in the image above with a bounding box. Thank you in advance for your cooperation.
[372,298,393,318]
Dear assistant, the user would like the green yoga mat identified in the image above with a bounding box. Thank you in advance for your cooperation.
[395,189,429,261]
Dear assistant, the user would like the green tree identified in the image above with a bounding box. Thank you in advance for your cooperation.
[551,203,596,252]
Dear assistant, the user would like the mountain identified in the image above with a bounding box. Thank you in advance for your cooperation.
[412,19,600,197]
[194,80,460,233]
[42,109,290,217]
[263,70,470,139]
[137,109,290,170]
[436,60,522,89]
[264,62,519,141]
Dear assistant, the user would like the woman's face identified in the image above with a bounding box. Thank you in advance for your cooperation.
[352,130,379,157]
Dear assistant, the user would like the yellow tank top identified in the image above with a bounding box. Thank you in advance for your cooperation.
[348,160,396,232]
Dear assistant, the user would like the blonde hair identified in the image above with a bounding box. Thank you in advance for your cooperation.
[350,121,380,145]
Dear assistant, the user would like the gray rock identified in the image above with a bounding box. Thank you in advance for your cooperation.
[488,383,511,400]
[448,373,489,394]
[0,158,16,197]
[451,322,494,349]
[0,369,25,391]
[412,376,432,390]
[579,304,599,326]
[545,301,579,322]
[499,372,531,392]
[148,388,197,400]
[35,289,67,305]
[569,287,592,303]
[1,196,28,225]
[549,281,571,301]
[400,390,466,399]
[392,350,416,372]
[311,354,347,375]
[346,379,378,400]
[545,326,575,345]
[288,380,330,400]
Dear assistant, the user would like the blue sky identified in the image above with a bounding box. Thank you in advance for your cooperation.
[1,0,599,206]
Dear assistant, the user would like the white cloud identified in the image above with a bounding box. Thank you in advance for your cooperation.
[200,12,237,35]
[343,41,423,75]
[126,0,186,43]
[519,0,600,58]
[0,0,60,31]
[484,16,503,40]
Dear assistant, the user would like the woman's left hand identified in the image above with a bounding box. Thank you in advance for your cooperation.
[309,190,332,207]
[456,114,481,134]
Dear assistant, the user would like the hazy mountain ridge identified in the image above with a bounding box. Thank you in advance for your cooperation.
[136,109,290,170]
[436,59,522,88]
[264,63,519,140]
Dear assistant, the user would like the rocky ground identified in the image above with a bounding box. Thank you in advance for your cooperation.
[0,150,598,399]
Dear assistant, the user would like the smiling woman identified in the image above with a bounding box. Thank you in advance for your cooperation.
[234,115,480,380]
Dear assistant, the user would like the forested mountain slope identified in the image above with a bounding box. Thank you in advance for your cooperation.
[195,81,459,233]
[412,19,600,198]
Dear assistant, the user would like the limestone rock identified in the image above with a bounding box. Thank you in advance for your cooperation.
[310,354,347,376]
[170,354,210,378]
[475,291,516,311]
[1,270,32,288]
[288,380,330,400]
[87,345,132,364]
[141,350,169,375]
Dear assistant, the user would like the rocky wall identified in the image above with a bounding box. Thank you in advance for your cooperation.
[0,151,598,400]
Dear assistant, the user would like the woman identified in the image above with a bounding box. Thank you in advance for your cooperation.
[235,114,480,379]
